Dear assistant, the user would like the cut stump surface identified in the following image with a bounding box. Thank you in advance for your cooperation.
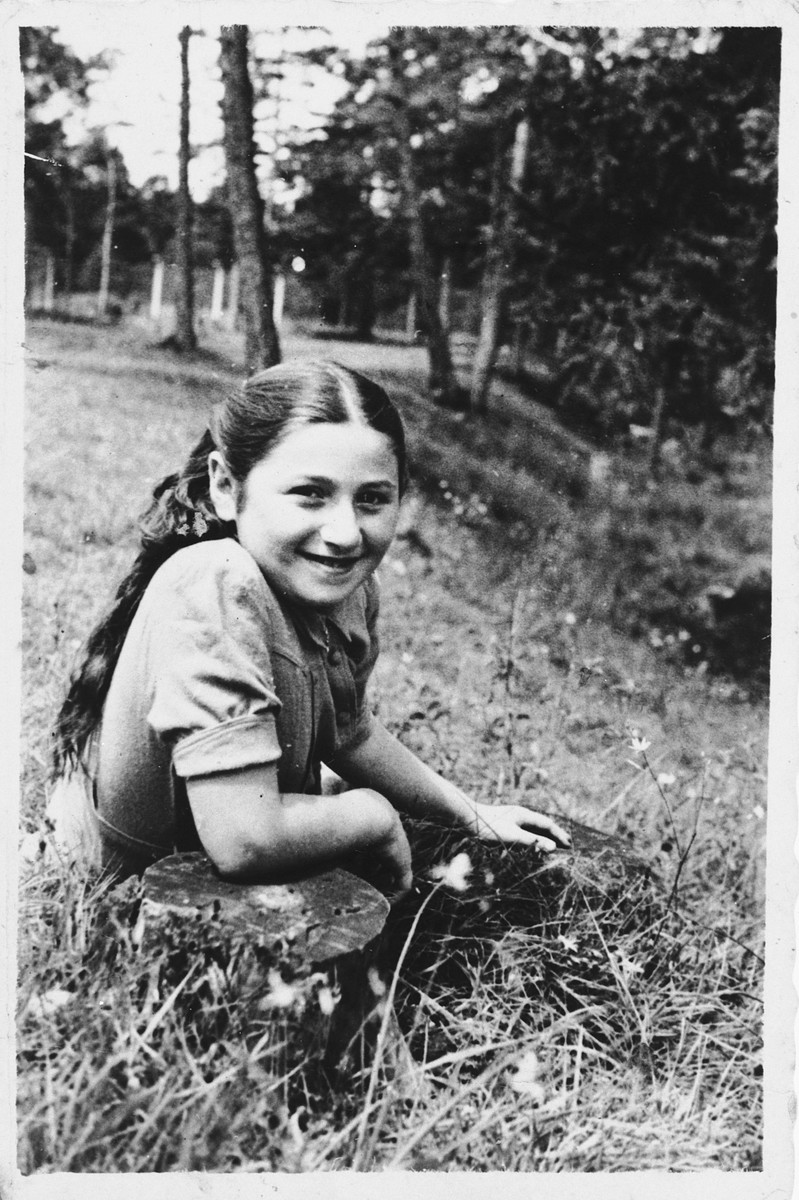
[141,853,390,963]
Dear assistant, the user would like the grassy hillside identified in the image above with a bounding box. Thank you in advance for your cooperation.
[18,317,768,1172]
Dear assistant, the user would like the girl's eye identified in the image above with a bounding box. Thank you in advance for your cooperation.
[358,490,391,509]
[290,485,325,501]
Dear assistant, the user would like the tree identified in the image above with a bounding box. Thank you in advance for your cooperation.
[219,25,281,371]
[469,111,529,413]
[21,27,105,292]
[522,27,780,450]
[96,143,118,315]
[175,25,197,350]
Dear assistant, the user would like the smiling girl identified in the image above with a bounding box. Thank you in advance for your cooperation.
[49,361,569,896]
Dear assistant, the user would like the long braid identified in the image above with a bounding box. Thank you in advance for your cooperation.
[51,427,234,777]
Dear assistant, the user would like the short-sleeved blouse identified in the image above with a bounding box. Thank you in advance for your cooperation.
[94,537,380,871]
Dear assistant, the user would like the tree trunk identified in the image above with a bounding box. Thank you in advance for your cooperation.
[405,290,417,342]
[219,25,281,372]
[150,256,164,320]
[210,261,225,322]
[42,251,55,312]
[225,262,241,331]
[469,115,530,415]
[63,166,75,297]
[272,270,286,329]
[97,152,117,317]
[175,26,197,351]
[394,105,456,405]
[438,257,452,333]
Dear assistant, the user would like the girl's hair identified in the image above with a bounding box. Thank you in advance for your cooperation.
[52,360,408,776]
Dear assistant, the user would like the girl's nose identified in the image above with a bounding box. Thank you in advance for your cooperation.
[320,501,362,551]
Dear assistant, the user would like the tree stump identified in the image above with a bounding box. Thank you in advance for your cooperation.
[141,853,389,961]
[139,853,417,1086]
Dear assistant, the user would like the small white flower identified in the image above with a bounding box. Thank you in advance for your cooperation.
[260,970,298,1010]
[26,989,74,1019]
[616,954,643,984]
[367,967,387,997]
[509,1050,546,1103]
[629,731,651,754]
[317,986,337,1016]
[656,773,676,789]
[429,852,472,892]
[557,934,578,952]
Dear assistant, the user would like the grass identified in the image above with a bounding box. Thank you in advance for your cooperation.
[17,315,768,1173]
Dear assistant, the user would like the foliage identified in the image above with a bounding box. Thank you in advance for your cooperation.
[22,27,102,259]
[21,30,168,299]
[511,28,780,443]
[275,25,778,436]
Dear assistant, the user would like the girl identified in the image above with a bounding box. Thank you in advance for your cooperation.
[49,361,569,897]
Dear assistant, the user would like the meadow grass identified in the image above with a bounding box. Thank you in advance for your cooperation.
[18,316,767,1172]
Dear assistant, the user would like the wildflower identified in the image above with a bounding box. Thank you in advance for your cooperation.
[616,954,644,985]
[628,730,651,754]
[317,986,338,1016]
[656,773,676,789]
[260,970,299,1010]
[367,967,387,997]
[25,988,74,1020]
[509,1050,546,1103]
[557,933,578,952]
[429,851,472,892]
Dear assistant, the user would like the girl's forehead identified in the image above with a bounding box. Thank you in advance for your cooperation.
[257,420,398,477]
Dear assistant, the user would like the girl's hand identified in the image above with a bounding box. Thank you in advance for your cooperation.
[368,799,414,903]
[468,802,571,853]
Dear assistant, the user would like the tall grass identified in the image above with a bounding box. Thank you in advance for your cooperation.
[18,317,767,1172]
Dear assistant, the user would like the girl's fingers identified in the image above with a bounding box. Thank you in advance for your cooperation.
[517,810,571,848]
[526,833,557,853]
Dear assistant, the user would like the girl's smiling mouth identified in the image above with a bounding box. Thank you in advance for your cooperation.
[300,550,361,569]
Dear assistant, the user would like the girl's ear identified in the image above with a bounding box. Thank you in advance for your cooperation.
[208,451,239,523]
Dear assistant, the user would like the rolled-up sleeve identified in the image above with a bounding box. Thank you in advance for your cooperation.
[143,542,283,779]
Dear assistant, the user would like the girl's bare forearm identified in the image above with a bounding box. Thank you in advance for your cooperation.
[187,770,411,887]
[332,723,478,829]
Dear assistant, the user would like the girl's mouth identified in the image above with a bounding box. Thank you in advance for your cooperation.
[300,551,361,570]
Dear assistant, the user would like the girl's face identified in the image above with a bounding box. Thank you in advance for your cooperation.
[209,421,401,610]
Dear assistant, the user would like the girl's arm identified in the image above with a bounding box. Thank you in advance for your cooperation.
[186,764,412,897]
[332,722,571,851]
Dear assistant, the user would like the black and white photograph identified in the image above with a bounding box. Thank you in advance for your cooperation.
[3,1,796,1193]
